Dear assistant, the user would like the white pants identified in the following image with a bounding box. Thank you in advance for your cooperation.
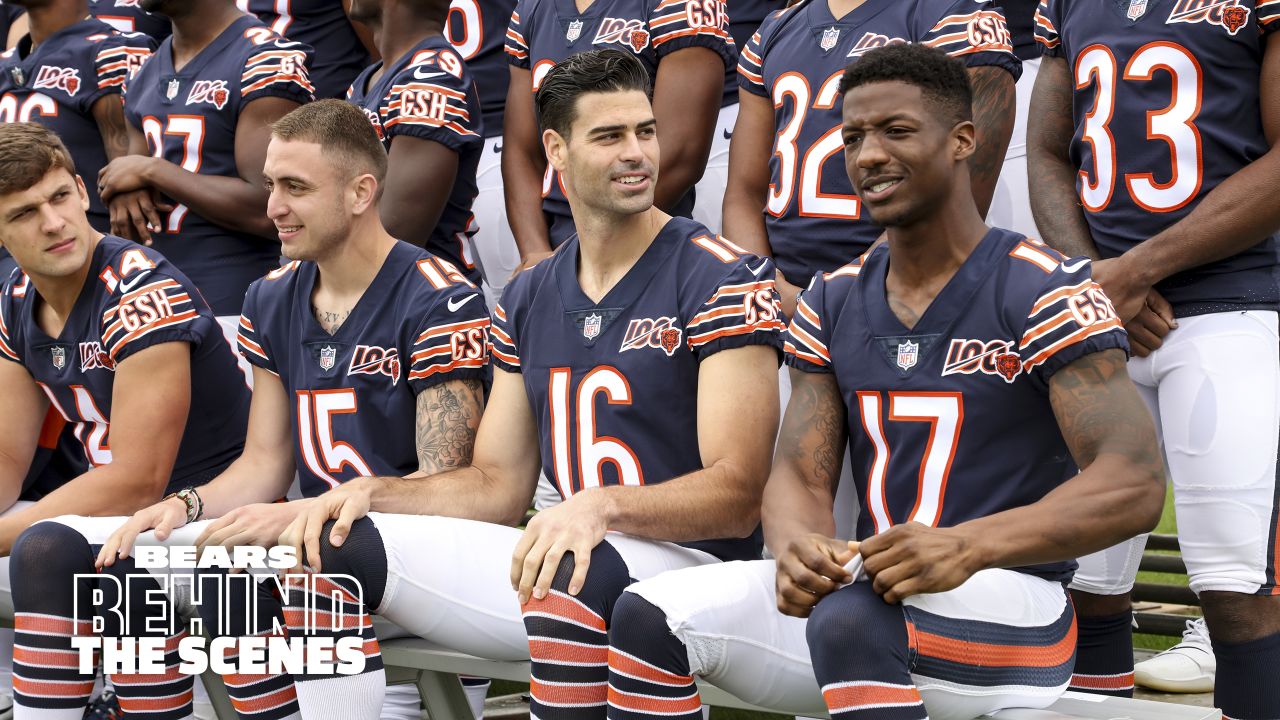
[987,57,1041,241]
[691,103,738,236]
[216,314,254,388]
[628,560,1070,720]
[471,135,520,312]
[1072,311,1280,596]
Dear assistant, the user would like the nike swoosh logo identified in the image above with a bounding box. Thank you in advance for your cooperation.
[748,259,769,276]
[118,270,152,294]
[1060,259,1089,273]
[447,294,479,312]
[494,142,503,154]
[722,128,733,140]
[413,67,447,81]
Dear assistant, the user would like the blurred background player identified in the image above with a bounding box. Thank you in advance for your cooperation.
[89,0,170,40]
[501,0,735,270]
[13,99,491,720]
[983,0,1040,239]
[601,43,1164,720]
[346,0,485,286]
[98,0,315,375]
[237,0,374,99]
[1029,1,1280,715]
[0,2,24,47]
[0,0,154,232]
[274,49,783,720]
[725,0,1019,318]
[0,122,249,717]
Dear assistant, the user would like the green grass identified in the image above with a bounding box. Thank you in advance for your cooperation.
[1133,486,1186,652]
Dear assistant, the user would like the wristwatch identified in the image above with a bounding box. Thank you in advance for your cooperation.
[164,486,204,524]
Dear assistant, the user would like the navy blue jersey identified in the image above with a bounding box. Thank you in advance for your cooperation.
[236,0,370,99]
[124,14,314,316]
[448,0,515,136]
[89,0,172,41]
[0,236,249,491]
[236,242,489,498]
[1036,0,1279,316]
[722,0,784,104]
[506,0,737,246]
[490,217,785,561]
[787,230,1129,582]
[739,0,1020,287]
[0,20,153,230]
[1003,0,1039,59]
[347,35,484,282]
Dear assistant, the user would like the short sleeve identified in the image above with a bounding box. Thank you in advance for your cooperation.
[648,0,737,70]
[100,271,206,363]
[1018,259,1129,385]
[408,282,491,393]
[0,290,21,364]
[90,33,154,107]
[235,281,274,374]
[1032,0,1063,57]
[488,301,520,373]
[505,5,530,69]
[784,276,833,373]
[736,28,767,97]
[382,52,482,151]
[240,36,316,105]
[1259,0,1278,34]
[686,254,786,360]
[921,0,1022,79]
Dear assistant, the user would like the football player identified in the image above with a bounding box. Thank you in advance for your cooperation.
[600,43,1164,720]
[97,0,315,363]
[9,100,490,720]
[0,121,250,714]
[724,0,1019,318]
[0,0,154,232]
[1028,1,1280,714]
[89,0,171,40]
[501,0,735,269]
[984,0,1042,240]
[345,0,484,285]
[236,0,372,99]
[276,49,784,720]
[0,2,25,47]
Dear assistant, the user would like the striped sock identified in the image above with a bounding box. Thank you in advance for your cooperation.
[283,572,384,719]
[606,593,700,720]
[108,630,194,719]
[1070,611,1134,697]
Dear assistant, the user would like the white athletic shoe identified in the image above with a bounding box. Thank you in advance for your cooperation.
[0,690,12,720]
[1134,617,1215,693]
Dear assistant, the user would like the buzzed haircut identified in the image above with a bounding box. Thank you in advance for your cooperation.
[0,123,79,196]
[536,49,651,138]
[839,43,973,126]
[270,99,389,184]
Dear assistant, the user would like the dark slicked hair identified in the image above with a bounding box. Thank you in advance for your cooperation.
[536,49,651,138]
[0,123,78,196]
[271,99,388,184]
[839,43,973,126]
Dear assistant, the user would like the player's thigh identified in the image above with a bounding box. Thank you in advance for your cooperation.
[0,501,36,614]
[1150,311,1280,594]
[472,136,519,309]
[626,559,823,715]
[601,532,719,583]
[691,102,738,236]
[986,57,1041,239]
[367,512,528,660]
[904,569,1073,719]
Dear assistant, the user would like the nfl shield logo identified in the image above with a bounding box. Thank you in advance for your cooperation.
[50,346,66,370]
[567,19,584,42]
[1127,0,1147,19]
[319,345,336,370]
[895,340,918,371]
[583,313,602,340]
[166,78,179,99]
[820,26,840,51]
[9,66,23,86]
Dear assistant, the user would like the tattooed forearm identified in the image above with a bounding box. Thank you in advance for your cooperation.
[415,378,485,475]
[967,66,1016,216]
[92,96,132,162]
[779,370,847,492]
[1049,349,1162,479]
[1026,57,1101,259]
[312,306,350,335]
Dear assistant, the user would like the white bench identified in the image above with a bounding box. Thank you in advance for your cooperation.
[378,637,1222,720]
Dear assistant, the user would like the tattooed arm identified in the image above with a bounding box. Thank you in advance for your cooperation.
[413,378,485,475]
[1026,56,1098,258]
[858,349,1165,603]
[967,65,1017,217]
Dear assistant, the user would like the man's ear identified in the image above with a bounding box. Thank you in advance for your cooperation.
[951,120,977,162]
[74,174,91,211]
[543,128,568,172]
[351,173,379,215]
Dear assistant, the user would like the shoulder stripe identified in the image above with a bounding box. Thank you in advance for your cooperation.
[107,311,200,360]
[688,319,786,347]
[691,235,742,263]
[416,317,489,343]
[787,322,830,362]
[488,343,520,367]
[796,298,821,329]
[1022,318,1122,370]
[493,304,508,322]
[1009,242,1061,274]
[1029,279,1092,316]
[784,340,826,367]
[706,279,773,304]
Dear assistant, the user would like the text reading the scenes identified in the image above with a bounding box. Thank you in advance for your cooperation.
[69,545,368,676]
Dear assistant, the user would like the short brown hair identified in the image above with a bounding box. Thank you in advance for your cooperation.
[270,99,388,184]
[0,123,78,196]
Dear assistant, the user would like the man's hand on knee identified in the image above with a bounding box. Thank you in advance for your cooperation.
[511,490,610,604]
[776,534,857,618]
